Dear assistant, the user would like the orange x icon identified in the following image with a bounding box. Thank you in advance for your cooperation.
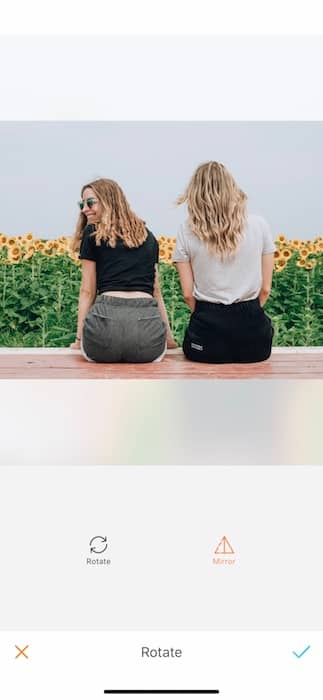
[15,645,29,659]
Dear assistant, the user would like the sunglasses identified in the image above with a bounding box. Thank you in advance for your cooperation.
[78,198,98,211]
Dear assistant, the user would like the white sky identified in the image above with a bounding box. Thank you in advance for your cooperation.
[1,121,322,241]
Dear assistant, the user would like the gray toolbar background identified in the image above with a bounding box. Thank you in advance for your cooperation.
[0,465,321,630]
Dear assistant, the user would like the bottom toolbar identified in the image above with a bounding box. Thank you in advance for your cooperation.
[0,631,320,700]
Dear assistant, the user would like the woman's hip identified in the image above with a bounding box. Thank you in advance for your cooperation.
[191,298,272,331]
[82,296,166,362]
[183,298,273,363]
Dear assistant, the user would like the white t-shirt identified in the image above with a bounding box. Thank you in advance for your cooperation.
[173,214,276,304]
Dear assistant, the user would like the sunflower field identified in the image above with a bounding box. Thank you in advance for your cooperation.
[0,232,322,346]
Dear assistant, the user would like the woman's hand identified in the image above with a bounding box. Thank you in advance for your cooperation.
[167,334,178,349]
[153,264,178,349]
[175,262,195,311]
[70,339,81,349]
[73,260,97,348]
[260,253,274,306]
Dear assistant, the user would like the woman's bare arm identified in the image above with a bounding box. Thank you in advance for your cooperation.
[153,264,177,349]
[176,261,196,312]
[70,260,97,348]
[259,253,275,307]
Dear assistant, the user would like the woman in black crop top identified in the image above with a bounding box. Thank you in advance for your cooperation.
[71,178,176,363]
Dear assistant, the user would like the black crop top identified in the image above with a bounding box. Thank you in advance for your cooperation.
[79,224,159,295]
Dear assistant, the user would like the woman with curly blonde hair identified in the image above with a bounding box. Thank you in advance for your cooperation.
[173,162,275,363]
[71,178,176,362]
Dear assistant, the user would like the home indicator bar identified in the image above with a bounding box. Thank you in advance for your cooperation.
[104,691,220,695]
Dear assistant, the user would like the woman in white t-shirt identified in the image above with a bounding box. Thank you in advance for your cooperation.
[173,161,275,363]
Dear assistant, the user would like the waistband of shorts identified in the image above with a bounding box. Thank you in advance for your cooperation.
[195,298,260,312]
[97,295,158,308]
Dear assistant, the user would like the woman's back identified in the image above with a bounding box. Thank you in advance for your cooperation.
[175,161,275,363]
[174,214,275,304]
[80,223,158,295]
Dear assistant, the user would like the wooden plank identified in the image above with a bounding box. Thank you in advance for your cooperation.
[0,351,322,379]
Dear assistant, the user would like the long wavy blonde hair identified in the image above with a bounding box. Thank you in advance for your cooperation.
[72,178,147,252]
[177,162,247,258]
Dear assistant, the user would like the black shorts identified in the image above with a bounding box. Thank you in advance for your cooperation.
[183,298,274,364]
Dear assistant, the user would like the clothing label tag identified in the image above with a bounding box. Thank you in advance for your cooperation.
[191,342,203,351]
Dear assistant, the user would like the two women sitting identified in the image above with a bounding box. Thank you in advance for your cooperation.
[71,162,275,364]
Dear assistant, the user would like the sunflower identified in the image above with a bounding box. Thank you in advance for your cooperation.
[277,234,286,243]
[44,241,54,253]
[68,250,81,264]
[23,249,35,260]
[24,239,36,250]
[299,248,309,258]
[296,259,306,267]
[281,248,292,259]
[8,251,22,263]
[8,245,21,257]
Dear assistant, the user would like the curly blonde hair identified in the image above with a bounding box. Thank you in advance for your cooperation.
[177,162,247,259]
[72,178,147,252]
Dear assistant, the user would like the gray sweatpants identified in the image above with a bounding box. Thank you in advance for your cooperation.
[82,295,167,363]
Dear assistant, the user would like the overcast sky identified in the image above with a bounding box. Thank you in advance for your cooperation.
[1,122,322,240]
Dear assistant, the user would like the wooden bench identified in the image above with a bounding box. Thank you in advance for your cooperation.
[0,348,322,379]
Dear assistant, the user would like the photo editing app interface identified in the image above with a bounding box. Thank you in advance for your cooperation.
[1,30,323,700]
[1,464,323,699]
